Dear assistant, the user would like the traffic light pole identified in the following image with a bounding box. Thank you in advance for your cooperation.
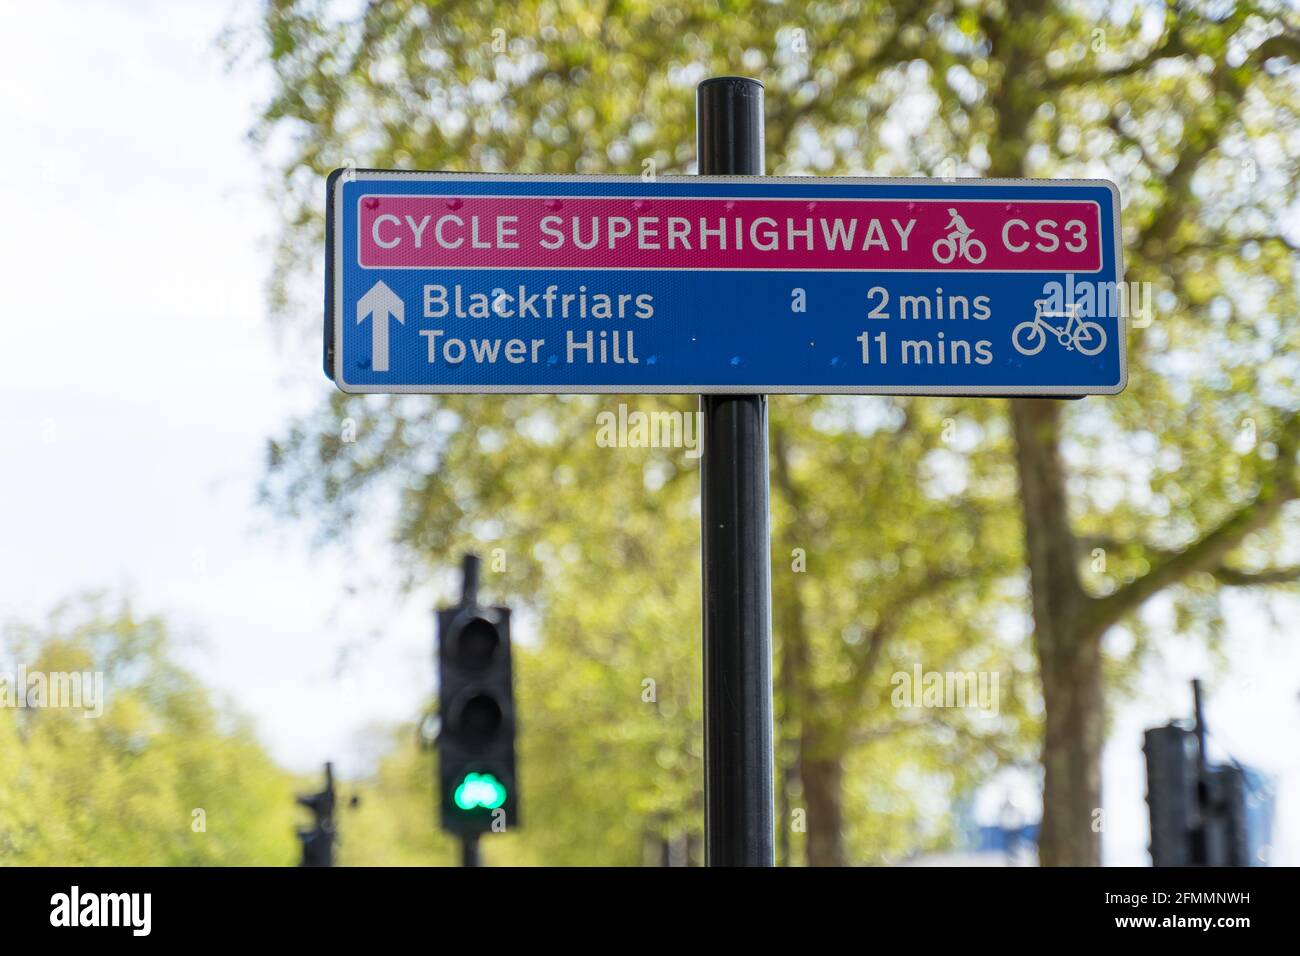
[458,556,481,870]
[296,762,337,867]
[459,552,479,608]
[697,76,775,867]
[461,834,480,868]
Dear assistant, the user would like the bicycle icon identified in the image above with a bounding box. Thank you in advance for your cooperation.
[932,208,987,264]
[1012,301,1107,357]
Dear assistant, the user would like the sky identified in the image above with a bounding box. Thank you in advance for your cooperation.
[0,0,1296,865]
[0,0,437,778]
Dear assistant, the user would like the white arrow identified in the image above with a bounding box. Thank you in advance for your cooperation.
[356,280,404,372]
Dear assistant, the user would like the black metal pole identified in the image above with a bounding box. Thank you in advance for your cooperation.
[456,554,482,870]
[460,553,480,607]
[696,76,775,867]
[296,762,336,867]
[461,834,480,868]
[1192,678,1207,772]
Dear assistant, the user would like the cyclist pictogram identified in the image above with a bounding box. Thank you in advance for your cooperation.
[932,208,987,264]
[1012,300,1107,356]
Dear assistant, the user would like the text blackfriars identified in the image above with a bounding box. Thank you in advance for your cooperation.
[424,284,655,321]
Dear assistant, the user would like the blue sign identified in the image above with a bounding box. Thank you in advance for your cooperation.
[326,172,1125,395]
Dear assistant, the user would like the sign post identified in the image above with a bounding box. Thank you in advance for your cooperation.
[696,76,775,867]
[324,79,1125,868]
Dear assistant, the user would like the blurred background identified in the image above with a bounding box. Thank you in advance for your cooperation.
[0,0,1297,866]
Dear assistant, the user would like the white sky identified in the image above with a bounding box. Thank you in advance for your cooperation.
[0,0,1295,865]
[0,0,436,779]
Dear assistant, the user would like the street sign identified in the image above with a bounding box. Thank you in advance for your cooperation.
[326,172,1125,395]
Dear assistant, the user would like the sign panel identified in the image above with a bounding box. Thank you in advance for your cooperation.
[326,172,1125,395]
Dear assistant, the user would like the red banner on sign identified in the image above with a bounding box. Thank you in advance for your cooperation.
[356,195,1103,273]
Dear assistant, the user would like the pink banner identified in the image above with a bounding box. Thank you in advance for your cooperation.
[357,195,1103,272]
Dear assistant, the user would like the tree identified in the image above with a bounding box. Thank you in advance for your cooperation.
[0,595,298,865]
[973,1,1300,864]
[264,395,1033,867]
[250,0,1300,865]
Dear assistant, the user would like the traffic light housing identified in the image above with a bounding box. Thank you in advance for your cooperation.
[1143,681,1270,866]
[437,595,517,836]
[296,762,337,867]
[1143,725,1196,866]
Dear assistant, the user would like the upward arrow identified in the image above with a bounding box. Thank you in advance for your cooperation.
[356,280,404,372]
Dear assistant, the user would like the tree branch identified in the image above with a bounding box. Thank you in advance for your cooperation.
[1084,535,1300,589]
[1089,413,1300,627]
[849,710,1031,767]
[1177,232,1300,255]
[1212,564,1300,587]
[1135,27,1294,255]
[1107,112,1165,174]
[839,565,981,708]
[766,2,932,161]
[1254,31,1300,65]
[1043,23,1189,91]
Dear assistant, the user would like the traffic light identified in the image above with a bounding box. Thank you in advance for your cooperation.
[1199,764,1251,867]
[1143,725,1196,866]
[1144,681,1271,866]
[296,762,336,867]
[437,555,518,837]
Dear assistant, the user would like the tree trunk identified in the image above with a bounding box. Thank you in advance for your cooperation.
[771,422,847,866]
[777,594,846,866]
[799,743,845,867]
[1010,398,1103,866]
[981,2,1105,866]
[1038,634,1105,866]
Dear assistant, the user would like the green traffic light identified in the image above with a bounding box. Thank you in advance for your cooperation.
[453,772,508,810]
